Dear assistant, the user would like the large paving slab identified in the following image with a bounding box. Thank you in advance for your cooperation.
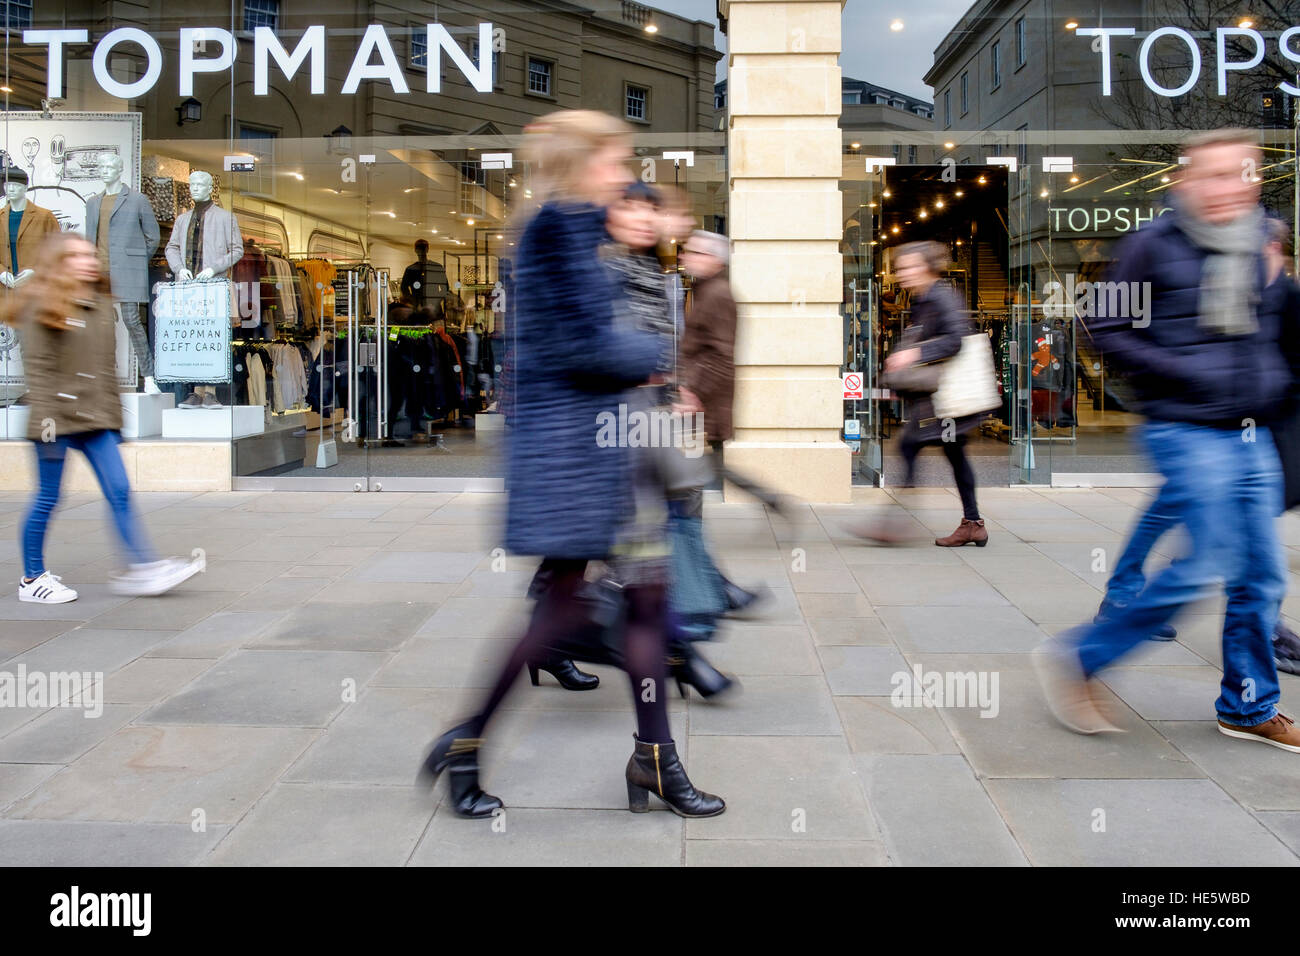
[0,487,1295,866]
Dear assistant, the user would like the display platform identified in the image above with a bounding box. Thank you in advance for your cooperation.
[162,405,265,440]
[120,392,176,439]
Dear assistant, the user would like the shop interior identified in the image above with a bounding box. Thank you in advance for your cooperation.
[135,136,724,487]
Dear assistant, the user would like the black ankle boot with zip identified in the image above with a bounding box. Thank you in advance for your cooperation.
[418,719,503,818]
[625,735,725,817]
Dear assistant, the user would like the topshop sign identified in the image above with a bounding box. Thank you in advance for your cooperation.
[1081,25,1300,97]
[24,23,497,99]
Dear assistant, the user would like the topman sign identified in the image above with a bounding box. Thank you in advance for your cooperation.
[1082,25,1300,98]
[24,24,498,100]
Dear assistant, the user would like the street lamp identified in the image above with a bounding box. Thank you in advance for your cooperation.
[325,125,353,155]
[175,97,201,127]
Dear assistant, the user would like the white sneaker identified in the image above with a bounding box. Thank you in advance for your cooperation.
[109,557,202,597]
[18,571,79,604]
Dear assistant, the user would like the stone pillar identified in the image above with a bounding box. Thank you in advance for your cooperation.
[719,0,850,503]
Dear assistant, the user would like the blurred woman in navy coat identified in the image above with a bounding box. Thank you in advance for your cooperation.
[420,111,724,820]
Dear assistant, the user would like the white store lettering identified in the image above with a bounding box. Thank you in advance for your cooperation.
[25,23,495,99]
[1080,24,1300,97]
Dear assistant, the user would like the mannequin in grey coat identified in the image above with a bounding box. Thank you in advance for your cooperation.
[163,171,244,408]
[85,154,161,392]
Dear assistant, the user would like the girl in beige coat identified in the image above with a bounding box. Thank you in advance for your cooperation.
[10,233,198,603]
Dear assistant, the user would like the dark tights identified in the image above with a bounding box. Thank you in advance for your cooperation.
[900,432,980,522]
[476,558,673,744]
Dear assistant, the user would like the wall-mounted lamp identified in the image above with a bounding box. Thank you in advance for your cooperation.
[175,97,201,127]
[325,125,353,155]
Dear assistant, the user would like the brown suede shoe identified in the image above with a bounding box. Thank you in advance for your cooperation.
[1032,638,1125,735]
[935,518,988,548]
[1217,713,1300,753]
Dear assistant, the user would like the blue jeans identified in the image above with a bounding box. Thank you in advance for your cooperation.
[1071,420,1285,727]
[1105,481,1178,603]
[21,430,156,578]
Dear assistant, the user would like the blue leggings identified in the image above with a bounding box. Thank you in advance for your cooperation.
[22,430,156,579]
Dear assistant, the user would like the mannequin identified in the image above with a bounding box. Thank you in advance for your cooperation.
[400,238,451,315]
[164,171,244,409]
[85,154,162,394]
[0,166,58,290]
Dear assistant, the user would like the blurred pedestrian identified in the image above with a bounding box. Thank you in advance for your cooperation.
[1035,129,1299,752]
[676,229,773,614]
[10,233,200,603]
[419,111,724,818]
[853,241,987,546]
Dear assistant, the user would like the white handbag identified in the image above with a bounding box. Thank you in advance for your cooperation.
[932,332,1001,420]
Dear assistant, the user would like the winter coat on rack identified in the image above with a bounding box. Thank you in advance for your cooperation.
[503,201,664,559]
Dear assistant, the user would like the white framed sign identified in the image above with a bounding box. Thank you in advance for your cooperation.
[153,279,232,384]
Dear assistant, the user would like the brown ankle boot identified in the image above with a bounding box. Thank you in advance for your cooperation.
[935,518,988,548]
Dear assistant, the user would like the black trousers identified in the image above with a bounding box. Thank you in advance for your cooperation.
[899,431,980,522]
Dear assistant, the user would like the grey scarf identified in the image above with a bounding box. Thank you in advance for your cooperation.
[1172,195,1264,336]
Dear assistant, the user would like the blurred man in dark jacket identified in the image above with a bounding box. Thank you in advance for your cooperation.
[1035,129,1299,753]
[677,230,769,615]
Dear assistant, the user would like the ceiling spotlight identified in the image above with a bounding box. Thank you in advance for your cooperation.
[868,202,877,208]
[403,186,418,193]
[508,180,518,188]
[466,218,475,226]
[883,189,892,198]
[1040,188,1049,197]
[850,142,861,150]
[955,239,963,246]
[0,85,13,94]
[977,176,987,184]
[955,190,964,197]
[935,199,944,208]
[1065,20,1079,30]
[919,211,928,219]
[645,23,658,34]
[890,19,904,32]
[496,233,503,239]
[944,141,955,150]
[1238,18,1254,29]
[430,229,439,234]
[1159,175,1170,183]
[289,171,304,181]
[891,225,900,234]
[1069,175,1079,183]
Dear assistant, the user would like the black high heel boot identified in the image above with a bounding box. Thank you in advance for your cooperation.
[625,735,725,818]
[668,642,735,699]
[527,659,600,690]
[418,719,503,818]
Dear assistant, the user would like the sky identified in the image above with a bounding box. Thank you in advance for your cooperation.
[638,0,977,101]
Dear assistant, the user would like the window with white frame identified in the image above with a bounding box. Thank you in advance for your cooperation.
[470,39,502,87]
[626,84,648,121]
[243,0,278,32]
[527,57,553,96]
[410,28,428,71]
[1,0,32,30]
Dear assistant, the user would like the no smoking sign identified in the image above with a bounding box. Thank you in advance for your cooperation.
[842,372,863,400]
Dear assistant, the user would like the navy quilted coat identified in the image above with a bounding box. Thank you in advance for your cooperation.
[503,201,665,558]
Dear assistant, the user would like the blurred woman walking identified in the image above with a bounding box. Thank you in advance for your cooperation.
[854,241,988,546]
[11,232,199,603]
[420,111,724,819]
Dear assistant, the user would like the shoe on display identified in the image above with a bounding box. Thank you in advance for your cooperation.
[18,571,78,604]
[200,393,223,409]
[179,391,202,408]
[109,557,202,597]
[143,377,162,395]
[1217,713,1300,754]
[1095,596,1177,641]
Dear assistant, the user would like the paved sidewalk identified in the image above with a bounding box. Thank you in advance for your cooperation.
[0,486,1297,866]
